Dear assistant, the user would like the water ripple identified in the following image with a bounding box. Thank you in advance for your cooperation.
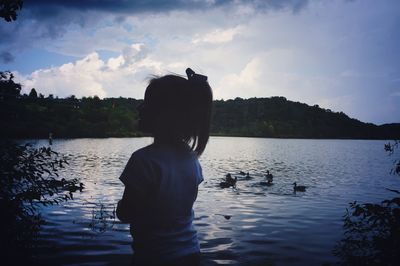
[24,137,400,266]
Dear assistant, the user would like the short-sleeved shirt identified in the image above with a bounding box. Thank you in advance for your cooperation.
[119,142,203,263]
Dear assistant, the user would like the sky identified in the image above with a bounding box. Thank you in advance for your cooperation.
[1,0,399,125]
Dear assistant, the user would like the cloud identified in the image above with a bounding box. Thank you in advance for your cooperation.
[19,53,108,98]
[0,51,14,63]
[216,57,263,99]
[16,44,163,99]
[0,0,309,57]
[5,0,400,124]
[192,26,242,44]
[0,8,99,57]
[23,0,309,14]
[43,23,134,57]
[122,44,148,67]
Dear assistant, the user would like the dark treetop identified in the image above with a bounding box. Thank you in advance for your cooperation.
[1,72,399,139]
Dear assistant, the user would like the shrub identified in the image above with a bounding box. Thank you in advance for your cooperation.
[334,141,400,266]
[0,141,82,264]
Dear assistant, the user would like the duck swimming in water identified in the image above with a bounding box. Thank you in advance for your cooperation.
[265,170,273,182]
[260,172,273,186]
[49,178,66,188]
[245,172,252,180]
[65,182,84,192]
[293,182,307,192]
[220,174,237,188]
[260,179,273,187]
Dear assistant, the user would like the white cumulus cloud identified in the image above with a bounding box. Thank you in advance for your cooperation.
[17,49,161,99]
[192,26,243,44]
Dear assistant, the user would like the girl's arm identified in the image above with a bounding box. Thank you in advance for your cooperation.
[116,184,148,223]
[116,187,133,223]
[117,152,156,223]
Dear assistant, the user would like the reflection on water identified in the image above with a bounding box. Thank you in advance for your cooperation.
[27,137,399,265]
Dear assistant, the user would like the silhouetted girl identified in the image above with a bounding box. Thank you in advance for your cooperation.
[117,68,213,266]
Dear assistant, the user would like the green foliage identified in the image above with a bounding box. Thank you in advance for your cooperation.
[333,199,400,265]
[1,75,399,139]
[385,141,400,176]
[0,71,21,99]
[0,141,82,263]
[2,95,399,139]
[0,96,143,138]
[0,0,23,22]
[211,97,399,139]
[334,141,400,265]
[28,88,37,99]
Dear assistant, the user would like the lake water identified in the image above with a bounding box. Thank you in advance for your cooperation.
[29,137,400,266]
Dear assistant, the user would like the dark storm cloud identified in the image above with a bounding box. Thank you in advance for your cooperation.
[0,51,14,63]
[0,0,310,64]
[23,0,309,15]
[0,0,310,51]
[0,4,98,54]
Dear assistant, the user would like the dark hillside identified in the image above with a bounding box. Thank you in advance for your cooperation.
[1,96,398,139]
[211,97,396,139]
[1,73,399,139]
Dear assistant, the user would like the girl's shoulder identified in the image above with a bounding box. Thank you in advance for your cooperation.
[133,144,156,156]
[124,145,157,172]
[137,142,196,158]
[131,143,168,159]
[129,144,175,165]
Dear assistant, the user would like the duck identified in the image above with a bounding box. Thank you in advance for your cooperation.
[49,178,66,188]
[293,182,307,192]
[260,179,273,187]
[226,173,236,183]
[65,182,84,192]
[265,170,273,182]
[245,172,252,179]
[215,214,232,220]
[219,182,232,188]
[219,174,237,188]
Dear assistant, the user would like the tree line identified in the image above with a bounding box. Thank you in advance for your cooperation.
[1,71,399,139]
[212,97,400,139]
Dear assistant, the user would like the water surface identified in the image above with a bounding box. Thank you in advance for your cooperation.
[29,137,399,266]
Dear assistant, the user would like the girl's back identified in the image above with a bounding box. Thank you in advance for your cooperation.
[117,68,212,266]
[120,143,203,264]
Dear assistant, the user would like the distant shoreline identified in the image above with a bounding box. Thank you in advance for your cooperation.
[2,96,399,140]
[13,135,398,141]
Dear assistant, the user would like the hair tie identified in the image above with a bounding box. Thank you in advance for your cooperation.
[186,68,208,82]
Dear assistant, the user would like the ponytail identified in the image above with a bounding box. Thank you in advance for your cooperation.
[185,68,213,156]
[142,68,213,156]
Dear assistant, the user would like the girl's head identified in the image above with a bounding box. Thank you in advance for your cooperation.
[138,68,213,156]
